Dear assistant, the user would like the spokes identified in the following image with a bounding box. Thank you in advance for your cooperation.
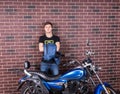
[25,86,41,94]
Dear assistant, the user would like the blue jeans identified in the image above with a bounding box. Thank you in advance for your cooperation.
[40,62,59,75]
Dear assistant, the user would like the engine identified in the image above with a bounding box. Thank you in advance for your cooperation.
[67,80,89,94]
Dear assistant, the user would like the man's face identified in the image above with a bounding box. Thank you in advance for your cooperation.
[44,24,52,33]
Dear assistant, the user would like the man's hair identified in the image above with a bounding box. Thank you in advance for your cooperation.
[44,22,53,28]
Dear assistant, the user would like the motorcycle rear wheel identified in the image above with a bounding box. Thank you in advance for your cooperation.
[99,86,116,94]
[21,84,42,94]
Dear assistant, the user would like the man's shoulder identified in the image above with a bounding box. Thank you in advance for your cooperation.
[40,35,46,38]
[53,35,60,42]
[53,35,59,38]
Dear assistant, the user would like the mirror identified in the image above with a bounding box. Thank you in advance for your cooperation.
[24,61,30,69]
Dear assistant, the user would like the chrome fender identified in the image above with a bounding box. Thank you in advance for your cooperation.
[94,82,111,94]
[17,75,40,90]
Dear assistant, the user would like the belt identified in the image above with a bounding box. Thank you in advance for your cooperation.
[42,58,55,64]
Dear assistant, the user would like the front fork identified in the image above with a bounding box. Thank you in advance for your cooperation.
[95,74,109,94]
[90,65,110,94]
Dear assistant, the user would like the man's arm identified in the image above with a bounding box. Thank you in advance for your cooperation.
[39,43,44,52]
[56,42,60,52]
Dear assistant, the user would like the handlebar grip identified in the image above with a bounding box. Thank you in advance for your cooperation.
[56,52,65,57]
[95,66,102,71]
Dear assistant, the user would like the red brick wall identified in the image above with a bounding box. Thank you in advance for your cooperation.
[0,0,120,93]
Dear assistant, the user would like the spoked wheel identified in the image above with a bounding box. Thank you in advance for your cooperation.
[100,86,116,94]
[21,82,43,94]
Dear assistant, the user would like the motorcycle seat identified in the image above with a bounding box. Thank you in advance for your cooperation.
[29,71,61,81]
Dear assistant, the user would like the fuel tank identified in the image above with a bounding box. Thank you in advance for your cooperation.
[60,68,86,80]
[45,68,86,91]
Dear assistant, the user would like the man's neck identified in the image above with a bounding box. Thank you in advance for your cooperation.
[45,32,53,38]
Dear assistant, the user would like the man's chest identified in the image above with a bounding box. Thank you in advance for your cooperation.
[44,39,55,44]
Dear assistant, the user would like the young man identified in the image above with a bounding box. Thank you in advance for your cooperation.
[39,22,60,76]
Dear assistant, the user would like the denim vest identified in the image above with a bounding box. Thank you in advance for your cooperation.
[43,44,60,65]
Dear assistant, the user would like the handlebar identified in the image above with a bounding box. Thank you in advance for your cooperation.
[85,50,95,56]
[63,59,80,67]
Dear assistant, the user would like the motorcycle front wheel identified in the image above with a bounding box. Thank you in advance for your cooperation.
[99,86,116,94]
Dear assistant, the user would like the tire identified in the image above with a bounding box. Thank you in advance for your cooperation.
[21,82,43,94]
[99,86,116,94]
[49,91,63,94]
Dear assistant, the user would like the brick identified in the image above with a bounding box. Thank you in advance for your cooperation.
[71,5,79,9]
[24,15,32,19]
[108,15,115,19]
[107,34,114,38]
[111,24,118,28]
[5,8,17,13]
[71,25,78,28]
[53,28,58,32]
[110,61,116,64]
[68,15,75,19]
[29,45,36,49]
[24,35,32,39]
[28,5,36,9]
[7,49,15,53]
[25,54,33,58]
[112,6,119,9]
[92,28,100,33]
[71,44,78,47]
[5,36,14,40]
[109,77,116,81]
[67,35,75,37]
[104,0,112,2]
[111,42,117,46]
[28,25,37,29]
[51,9,59,12]
[93,9,100,12]
[107,68,113,72]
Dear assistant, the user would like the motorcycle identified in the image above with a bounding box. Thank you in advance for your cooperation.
[17,43,116,94]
